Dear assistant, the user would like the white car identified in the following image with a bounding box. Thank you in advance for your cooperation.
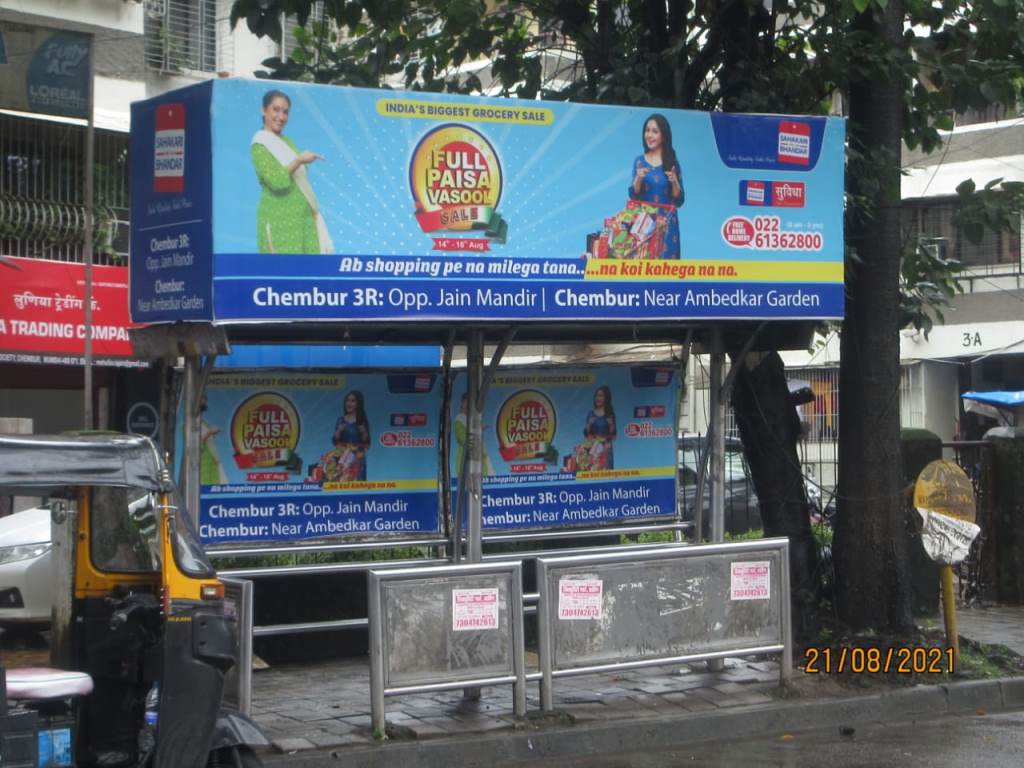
[0,507,53,629]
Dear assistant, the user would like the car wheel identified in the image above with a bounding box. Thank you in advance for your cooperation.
[207,746,263,768]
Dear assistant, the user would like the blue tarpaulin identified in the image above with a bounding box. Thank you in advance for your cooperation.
[961,391,1024,408]
[961,390,1024,433]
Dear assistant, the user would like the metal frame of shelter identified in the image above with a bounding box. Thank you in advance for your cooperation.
[130,320,797,568]
[128,310,808,724]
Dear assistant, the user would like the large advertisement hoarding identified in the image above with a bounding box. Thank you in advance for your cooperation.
[452,366,679,530]
[130,79,845,325]
[0,257,140,366]
[196,371,442,545]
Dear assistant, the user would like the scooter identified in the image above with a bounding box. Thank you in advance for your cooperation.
[0,433,268,767]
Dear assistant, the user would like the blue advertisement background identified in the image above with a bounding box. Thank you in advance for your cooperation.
[129,81,214,323]
[451,365,679,530]
[128,79,845,324]
[202,79,843,323]
[197,371,441,544]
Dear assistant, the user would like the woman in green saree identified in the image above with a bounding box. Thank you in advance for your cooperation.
[250,89,334,254]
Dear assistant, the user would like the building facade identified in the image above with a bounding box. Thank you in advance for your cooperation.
[0,0,285,435]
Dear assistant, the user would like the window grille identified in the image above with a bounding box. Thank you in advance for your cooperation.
[954,102,1020,127]
[787,367,840,442]
[145,0,217,74]
[902,199,1022,270]
[899,363,925,429]
[281,1,326,63]
[0,114,129,265]
[215,0,235,74]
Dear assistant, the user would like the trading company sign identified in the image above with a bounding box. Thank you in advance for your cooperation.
[451,365,679,530]
[196,371,442,545]
[0,257,139,366]
[129,79,845,325]
[0,23,91,119]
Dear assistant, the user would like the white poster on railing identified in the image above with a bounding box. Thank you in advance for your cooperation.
[730,561,771,600]
[557,577,604,620]
[452,588,500,631]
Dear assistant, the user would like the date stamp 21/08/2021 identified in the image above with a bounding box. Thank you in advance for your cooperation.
[803,646,955,675]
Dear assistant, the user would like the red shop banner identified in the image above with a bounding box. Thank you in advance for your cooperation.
[0,256,140,365]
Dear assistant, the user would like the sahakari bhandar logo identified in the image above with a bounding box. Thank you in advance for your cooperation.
[409,124,508,246]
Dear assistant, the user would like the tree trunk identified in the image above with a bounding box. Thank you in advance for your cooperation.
[731,351,820,642]
[833,0,913,634]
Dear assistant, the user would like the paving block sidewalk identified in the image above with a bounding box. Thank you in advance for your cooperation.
[250,605,1024,765]
[252,655,783,752]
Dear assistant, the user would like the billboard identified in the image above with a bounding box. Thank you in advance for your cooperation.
[0,257,140,367]
[0,22,91,119]
[130,80,845,326]
[196,371,443,545]
[451,366,679,530]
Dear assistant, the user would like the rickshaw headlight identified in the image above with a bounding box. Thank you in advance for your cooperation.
[0,543,51,565]
[200,583,224,601]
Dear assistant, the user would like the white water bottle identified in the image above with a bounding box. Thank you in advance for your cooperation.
[145,682,160,727]
[140,681,160,754]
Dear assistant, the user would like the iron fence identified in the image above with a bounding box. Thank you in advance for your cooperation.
[0,113,129,264]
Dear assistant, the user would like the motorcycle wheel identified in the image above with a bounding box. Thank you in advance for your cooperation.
[207,746,263,768]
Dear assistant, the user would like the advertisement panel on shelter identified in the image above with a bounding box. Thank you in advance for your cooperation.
[196,371,442,545]
[130,79,845,325]
[451,366,679,530]
[0,257,140,366]
[129,81,214,322]
[0,22,91,119]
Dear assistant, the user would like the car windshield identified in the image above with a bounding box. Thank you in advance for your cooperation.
[679,442,750,485]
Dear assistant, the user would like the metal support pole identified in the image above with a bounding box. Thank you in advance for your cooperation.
[464,332,484,701]
[181,357,201,528]
[82,39,96,430]
[466,332,484,564]
[780,539,793,685]
[941,565,960,672]
[675,331,693,543]
[709,329,726,544]
[368,572,387,737]
[50,500,76,669]
[537,562,554,710]
[707,329,726,673]
[440,331,456,561]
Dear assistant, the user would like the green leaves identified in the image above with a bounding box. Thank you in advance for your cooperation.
[899,232,963,338]
[954,177,1024,245]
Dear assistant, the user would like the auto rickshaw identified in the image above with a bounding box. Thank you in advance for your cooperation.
[0,433,267,766]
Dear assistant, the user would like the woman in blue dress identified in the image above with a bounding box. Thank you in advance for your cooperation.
[332,390,370,480]
[628,113,684,259]
[584,386,617,470]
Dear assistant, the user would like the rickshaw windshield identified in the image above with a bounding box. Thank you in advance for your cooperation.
[90,486,161,573]
[168,487,217,579]
[89,487,216,578]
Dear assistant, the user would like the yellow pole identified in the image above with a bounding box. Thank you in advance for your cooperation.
[940,565,959,672]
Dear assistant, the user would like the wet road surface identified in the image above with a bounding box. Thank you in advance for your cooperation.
[503,710,1024,767]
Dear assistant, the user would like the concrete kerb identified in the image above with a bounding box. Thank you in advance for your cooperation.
[262,676,1024,768]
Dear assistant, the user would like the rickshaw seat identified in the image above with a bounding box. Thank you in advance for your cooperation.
[5,668,94,701]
